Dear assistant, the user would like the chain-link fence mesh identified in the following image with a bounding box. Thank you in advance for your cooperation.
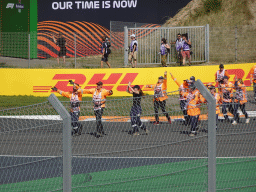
[0,102,64,191]
[0,85,255,191]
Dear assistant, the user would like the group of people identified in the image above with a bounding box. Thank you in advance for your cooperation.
[50,63,254,137]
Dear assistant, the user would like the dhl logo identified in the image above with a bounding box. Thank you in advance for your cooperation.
[32,68,252,93]
[34,73,143,93]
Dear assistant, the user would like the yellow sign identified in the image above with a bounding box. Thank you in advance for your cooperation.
[0,63,255,96]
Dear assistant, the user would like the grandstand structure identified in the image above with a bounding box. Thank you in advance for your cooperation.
[0,80,255,191]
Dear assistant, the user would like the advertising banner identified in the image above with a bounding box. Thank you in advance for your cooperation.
[0,63,255,96]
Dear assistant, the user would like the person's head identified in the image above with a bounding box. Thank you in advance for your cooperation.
[161,38,167,44]
[189,84,196,92]
[219,64,224,72]
[158,76,164,83]
[101,35,106,41]
[223,76,229,83]
[177,33,181,39]
[190,76,195,83]
[182,33,188,40]
[238,78,244,85]
[209,86,216,94]
[96,81,103,90]
[73,83,79,93]
[130,34,135,40]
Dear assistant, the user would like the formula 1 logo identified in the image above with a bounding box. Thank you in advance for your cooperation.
[6,3,15,9]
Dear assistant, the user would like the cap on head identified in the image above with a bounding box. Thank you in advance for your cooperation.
[223,76,228,80]
[130,34,135,38]
[190,76,195,82]
[133,85,140,90]
[96,81,103,85]
[158,76,164,79]
[219,64,224,69]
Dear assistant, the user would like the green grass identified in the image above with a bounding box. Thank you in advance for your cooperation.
[1,158,255,192]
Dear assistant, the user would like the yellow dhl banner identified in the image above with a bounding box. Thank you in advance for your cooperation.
[0,63,255,96]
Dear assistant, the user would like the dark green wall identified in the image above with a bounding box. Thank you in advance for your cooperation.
[0,0,37,58]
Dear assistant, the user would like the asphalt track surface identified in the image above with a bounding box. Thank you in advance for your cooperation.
[0,116,255,185]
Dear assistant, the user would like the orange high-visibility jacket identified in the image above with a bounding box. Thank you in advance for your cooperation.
[215,69,230,82]
[183,90,201,116]
[220,82,234,103]
[149,76,168,101]
[249,65,256,84]
[171,75,189,100]
[79,88,112,108]
[57,90,82,112]
[234,83,247,105]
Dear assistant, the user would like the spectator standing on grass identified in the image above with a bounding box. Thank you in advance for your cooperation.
[249,64,256,101]
[215,64,230,88]
[75,81,113,137]
[232,78,250,125]
[145,71,171,125]
[170,33,184,66]
[51,81,82,136]
[52,33,67,65]
[220,76,234,123]
[159,38,170,67]
[126,82,149,136]
[181,33,191,66]
[129,34,138,68]
[100,35,111,68]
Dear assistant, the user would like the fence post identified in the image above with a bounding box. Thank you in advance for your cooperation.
[48,94,72,192]
[124,26,128,67]
[195,80,216,192]
[235,25,237,62]
[28,33,30,68]
[205,24,210,63]
[74,33,76,68]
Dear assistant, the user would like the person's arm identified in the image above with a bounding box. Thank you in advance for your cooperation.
[165,44,170,49]
[215,72,218,82]
[249,66,255,85]
[51,87,71,98]
[52,34,57,44]
[128,82,139,94]
[185,39,191,45]
[170,72,181,87]
[224,70,230,80]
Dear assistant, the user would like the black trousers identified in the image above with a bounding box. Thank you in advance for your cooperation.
[154,100,170,122]
[70,111,81,133]
[190,115,199,132]
[222,102,234,120]
[233,103,248,122]
[130,105,146,133]
[180,100,189,124]
[94,108,104,134]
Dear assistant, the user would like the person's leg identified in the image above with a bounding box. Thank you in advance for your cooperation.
[222,102,229,121]
[240,103,249,123]
[106,61,111,68]
[160,100,171,123]
[133,52,137,68]
[180,100,189,125]
[154,100,160,123]
[63,56,66,64]
[104,55,111,68]
[94,109,104,134]
[189,115,198,136]
[187,51,191,66]
[57,56,60,64]
[233,102,239,123]
[101,59,104,68]
[128,52,133,66]
[70,112,79,135]
[161,55,167,67]
[130,106,139,133]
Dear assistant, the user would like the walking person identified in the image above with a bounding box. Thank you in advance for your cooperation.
[126,82,149,136]
[75,81,113,137]
[159,38,170,67]
[170,72,190,125]
[128,34,138,68]
[51,81,83,136]
[220,76,234,123]
[52,32,67,65]
[181,33,191,66]
[146,71,171,125]
[232,78,250,125]
[100,35,111,68]
[170,33,184,66]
